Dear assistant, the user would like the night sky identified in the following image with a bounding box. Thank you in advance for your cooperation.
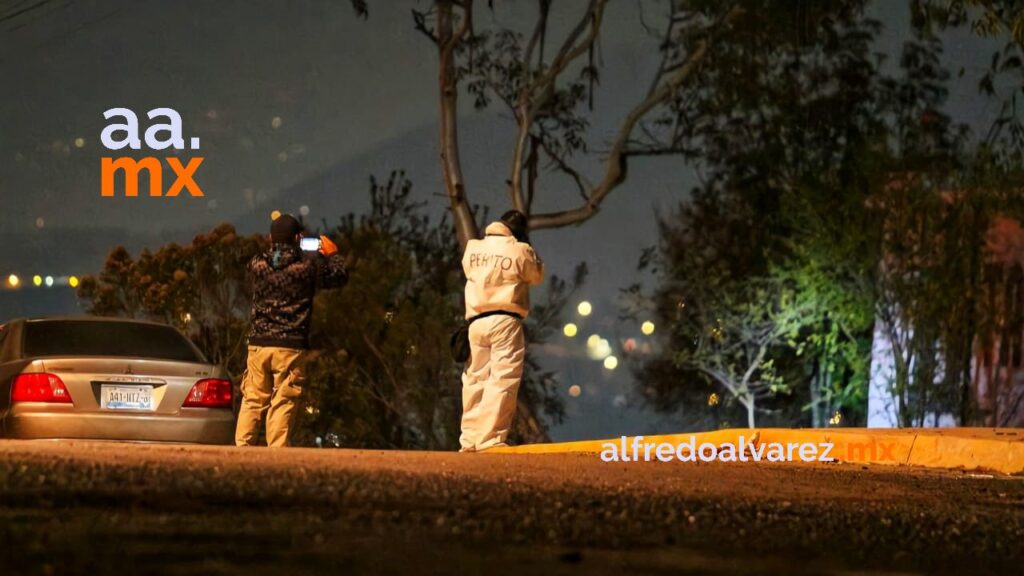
[0,0,1003,440]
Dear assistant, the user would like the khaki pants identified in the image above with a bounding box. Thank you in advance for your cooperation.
[460,315,525,451]
[235,345,305,447]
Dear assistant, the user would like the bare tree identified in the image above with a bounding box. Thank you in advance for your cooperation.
[413,1,745,248]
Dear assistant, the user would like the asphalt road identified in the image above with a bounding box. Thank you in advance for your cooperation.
[0,441,1022,575]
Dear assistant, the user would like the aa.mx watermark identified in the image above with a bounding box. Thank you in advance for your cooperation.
[100,107,204,197]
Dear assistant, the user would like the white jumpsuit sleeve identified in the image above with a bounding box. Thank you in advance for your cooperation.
[521,245,544,286]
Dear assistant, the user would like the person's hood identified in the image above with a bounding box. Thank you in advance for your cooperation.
[484,221,513,237]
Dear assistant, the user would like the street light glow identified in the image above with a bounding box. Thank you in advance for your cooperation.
[603,356,619,370]
[563,323,578,337]
[33,275,42,286]
[45,276,54,287]
[7,274,19,287]
[587,337,612,360]
[641,321,656,335]
[577,301,593,316]
[69,276,80,288]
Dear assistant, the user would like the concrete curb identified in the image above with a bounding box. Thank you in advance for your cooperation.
[489,428,1024,475]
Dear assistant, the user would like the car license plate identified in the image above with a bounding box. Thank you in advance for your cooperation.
[101,385,154,411]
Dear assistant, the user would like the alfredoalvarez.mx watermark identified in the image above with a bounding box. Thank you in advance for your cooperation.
[599,435,902,464]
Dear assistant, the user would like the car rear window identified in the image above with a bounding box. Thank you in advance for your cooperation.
[23,320,204,362]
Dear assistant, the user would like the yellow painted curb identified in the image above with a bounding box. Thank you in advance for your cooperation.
[489,428,1024,475]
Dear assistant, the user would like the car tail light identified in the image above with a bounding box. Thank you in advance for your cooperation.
[12,373,73,404]
[183,378,232,408]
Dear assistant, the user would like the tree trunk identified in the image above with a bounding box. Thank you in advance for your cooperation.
[745,397,756,429]
[960,206,982,425]
[436,0,479,250]
[810,363,824,428]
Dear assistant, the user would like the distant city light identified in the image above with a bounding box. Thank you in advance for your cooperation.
[577,301,593,316]
[587,336,612,361]
[563,323,578,337]
[45,276,54,287]
[32,275,42,286]
[74,137,85,148]
[641,321,656,335]
[603,356,619,370]
[270,210,282,221]
[568,384,582,398]
[68,276,80,288]
[7,274,19,288]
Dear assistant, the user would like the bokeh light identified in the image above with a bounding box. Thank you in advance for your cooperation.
[74,137,85,148]
[271,116,282,129]
[563,323,578,337]
[68,276,80,288]
[603,355,619,370]
[641,321,656,335]
[270,210,282,221]
[45,276,54,287]
[32,275,42,287]
[587,336,612,360]
[7,274,19,288]
[568,385,582,398]
[577,301,593,316]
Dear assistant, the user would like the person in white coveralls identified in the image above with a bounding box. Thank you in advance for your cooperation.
[460,210,544,452]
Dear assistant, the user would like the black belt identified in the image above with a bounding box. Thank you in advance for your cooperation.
[469,310,523,324]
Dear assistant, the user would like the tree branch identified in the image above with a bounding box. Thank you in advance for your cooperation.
[529,5,745,231]
[508,0,608,213]
[411,8,438,45]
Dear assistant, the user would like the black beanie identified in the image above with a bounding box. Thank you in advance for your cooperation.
[500,210,529,243]
[270,214,303,243]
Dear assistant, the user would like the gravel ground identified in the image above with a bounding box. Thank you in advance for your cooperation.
[0,440,1022,575]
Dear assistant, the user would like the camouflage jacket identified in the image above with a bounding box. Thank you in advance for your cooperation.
[247,244,347,349]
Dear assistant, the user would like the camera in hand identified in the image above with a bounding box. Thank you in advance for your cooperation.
[300,237,322,252]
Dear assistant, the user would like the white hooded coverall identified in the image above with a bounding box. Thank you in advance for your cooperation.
[460,221,544,451]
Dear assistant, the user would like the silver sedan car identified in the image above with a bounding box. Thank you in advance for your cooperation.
[0,317,235,444]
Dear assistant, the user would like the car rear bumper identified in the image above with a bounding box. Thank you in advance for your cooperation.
[5,405,235,445]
